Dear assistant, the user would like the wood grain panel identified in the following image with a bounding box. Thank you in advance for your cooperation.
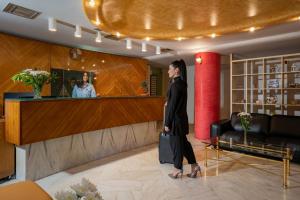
[0,33,149,116]
[0,33,51,115]
[0,119,15,179]
[5,97,164,145]
[50,45,149,97]
[5,101,20,145]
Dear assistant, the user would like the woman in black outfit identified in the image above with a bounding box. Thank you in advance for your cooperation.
[164,59,201,179]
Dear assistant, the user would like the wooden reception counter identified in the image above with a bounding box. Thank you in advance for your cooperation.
[4,96,164,180]
[5,96,164,145]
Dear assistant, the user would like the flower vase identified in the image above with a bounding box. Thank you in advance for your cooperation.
[33,85,42,99]
[244,130,248,145]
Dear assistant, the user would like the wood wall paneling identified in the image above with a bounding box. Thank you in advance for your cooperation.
[0,119,15,179]
[0,32,150,115]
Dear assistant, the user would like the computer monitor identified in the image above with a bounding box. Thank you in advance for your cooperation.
[2,92,34,116]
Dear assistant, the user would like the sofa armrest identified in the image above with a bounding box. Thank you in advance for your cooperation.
[210,119,232,138]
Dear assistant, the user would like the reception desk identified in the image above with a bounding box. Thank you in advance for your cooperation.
[4,97,164,180]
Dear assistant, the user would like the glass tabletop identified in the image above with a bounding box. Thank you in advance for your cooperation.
[203,137,295,160]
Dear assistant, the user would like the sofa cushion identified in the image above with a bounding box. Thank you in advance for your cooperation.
[231,112,270,135]
[269,115,300,138]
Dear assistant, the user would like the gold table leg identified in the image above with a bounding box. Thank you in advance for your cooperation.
[216,137,220,160]
[283,158,288,188]
[205,145,208,167]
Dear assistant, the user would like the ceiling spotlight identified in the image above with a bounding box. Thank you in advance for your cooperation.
[48,17,57,32]
[74,25,82,38]
[116,32,121,38]
[298,16,300,20]
[176,37,183,41]
[249,27,256,32]
[196,57,202,64]
[95,19,100,25]
[93,64,96,67]
[210,33,216,38]
[142,42,147,52]
[145,37,150,41]
[88,0,96,7]
[126,39,132,49]
[101,60,105,63]
[82,66,85,69]
[156,46,161,55]
[95,31,102,43]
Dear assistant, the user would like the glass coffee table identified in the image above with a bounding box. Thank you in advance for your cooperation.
[203,137,295,188]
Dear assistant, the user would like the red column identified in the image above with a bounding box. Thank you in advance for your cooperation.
[194,52,220,140]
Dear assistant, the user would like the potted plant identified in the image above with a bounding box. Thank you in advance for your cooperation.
[140,80,148,95]
[11,68,56,99]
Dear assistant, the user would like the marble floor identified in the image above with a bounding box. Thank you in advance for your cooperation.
[2,134,300,200]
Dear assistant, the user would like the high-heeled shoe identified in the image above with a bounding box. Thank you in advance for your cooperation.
[187,164,202,178]
[168,170,183,179]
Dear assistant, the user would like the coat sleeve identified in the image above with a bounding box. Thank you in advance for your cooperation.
[165,84,179,128]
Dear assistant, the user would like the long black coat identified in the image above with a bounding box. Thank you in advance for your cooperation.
[165,76,189,136]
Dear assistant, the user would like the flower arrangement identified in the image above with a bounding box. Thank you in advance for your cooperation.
[11,69,55,99]
[55,178,103,200]
[237,112,252,144]
[237,112,252,132]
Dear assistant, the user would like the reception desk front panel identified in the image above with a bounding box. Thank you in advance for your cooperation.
[5,97,164,145]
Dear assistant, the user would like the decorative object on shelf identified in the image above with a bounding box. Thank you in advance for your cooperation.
[268,79,280,88]
[266,95,278,104]
[288,82,296,88]
[255,100,262,105]
[270,64,281,73]
[291,63,298,72]
[11,69,56,99]
[55,178,104,200]
[237,112,252,144]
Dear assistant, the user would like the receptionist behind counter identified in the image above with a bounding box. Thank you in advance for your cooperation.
[72,72,96,98]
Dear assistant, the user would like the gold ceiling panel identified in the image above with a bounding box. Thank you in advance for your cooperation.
[82,0,300,40]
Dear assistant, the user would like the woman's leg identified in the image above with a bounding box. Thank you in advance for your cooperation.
[182,135,196,164]
[170,135,184,170]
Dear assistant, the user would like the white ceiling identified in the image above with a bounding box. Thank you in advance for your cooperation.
[1,0,300,67]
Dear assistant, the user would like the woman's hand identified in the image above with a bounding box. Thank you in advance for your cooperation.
[164,126,170,132]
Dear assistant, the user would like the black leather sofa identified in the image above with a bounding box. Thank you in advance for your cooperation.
[211,112,300,163]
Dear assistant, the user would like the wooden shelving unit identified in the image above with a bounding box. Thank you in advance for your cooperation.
[231,53,300,116]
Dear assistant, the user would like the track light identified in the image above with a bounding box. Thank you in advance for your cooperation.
[48,17,57,32]
[95,31,102,43]
[156,46,161,55]
[142,42,147,52]
[126,39,132,49]
[249,27,256,32]
[211,33,216,38]
[74,25,82,38]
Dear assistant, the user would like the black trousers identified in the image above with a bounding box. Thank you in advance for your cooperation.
[169,134,197,170]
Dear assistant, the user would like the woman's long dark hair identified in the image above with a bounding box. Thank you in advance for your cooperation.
[171,59,187,83]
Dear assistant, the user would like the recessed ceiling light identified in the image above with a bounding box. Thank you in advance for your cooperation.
[210,33,216,38]
[176,37,183,41]
[249,27,256,32]
[88,0,96,7]
[102,60,105,63]
[93,64,96,67]
[82,66,85,69]
[116,32,121,38]
[95,19,100,25]
[298,16,300,20]
[145,37,150,41]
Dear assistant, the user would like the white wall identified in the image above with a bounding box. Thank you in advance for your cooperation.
[187,65,195,124]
